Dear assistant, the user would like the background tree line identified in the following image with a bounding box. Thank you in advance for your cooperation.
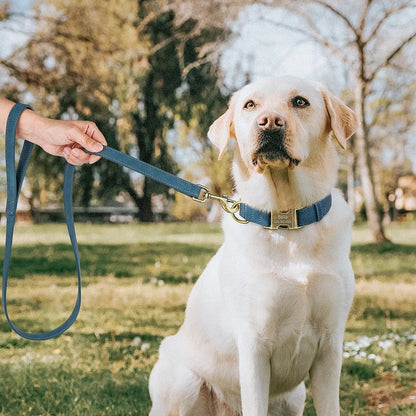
[0,0,415,242]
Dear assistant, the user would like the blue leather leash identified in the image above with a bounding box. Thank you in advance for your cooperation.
[3,103,332,340]
[3,103,82,340]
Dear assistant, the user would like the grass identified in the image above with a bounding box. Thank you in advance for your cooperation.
[0,221,415,415]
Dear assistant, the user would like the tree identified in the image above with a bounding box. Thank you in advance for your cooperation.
[0,0,137,213]
[116,0,232,221]
[0,0,232,221]
[257,0,416,242]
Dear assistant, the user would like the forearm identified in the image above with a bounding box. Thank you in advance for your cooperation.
[1,96,106,165]
[0,97,42,142]
[0,97,16,134]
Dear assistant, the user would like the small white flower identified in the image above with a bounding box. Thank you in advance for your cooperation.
[367,354,382,363]
[132,337,142,347]
[141,343,150,351]
[378,340,394,350]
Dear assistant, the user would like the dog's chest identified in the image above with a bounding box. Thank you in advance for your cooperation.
[232,254,334,343]
[223,225,346,389]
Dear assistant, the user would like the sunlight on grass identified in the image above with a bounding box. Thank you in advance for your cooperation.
[0,221,415,415]
[352,220,416,245]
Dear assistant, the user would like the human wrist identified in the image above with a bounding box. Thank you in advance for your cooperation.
[16,108,46,145]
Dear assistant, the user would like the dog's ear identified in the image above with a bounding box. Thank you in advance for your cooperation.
[208,106,234,160]
[321,88,358,150]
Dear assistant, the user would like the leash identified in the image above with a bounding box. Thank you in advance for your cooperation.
[3,103,82,340]
[2,103,332,340]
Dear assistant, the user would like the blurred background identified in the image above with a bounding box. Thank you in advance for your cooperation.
[1,0,415,243]
[0,3,415,414]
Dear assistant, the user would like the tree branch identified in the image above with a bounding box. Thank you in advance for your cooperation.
[363,3,410,46]
[135,5,173,34]
[310,0,358,37]
[368,30,416,82]
[358,0,373,34]
[267,10,356,72]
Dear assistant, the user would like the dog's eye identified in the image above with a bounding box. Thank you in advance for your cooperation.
[243,100,256,110]
[292,96,310,109]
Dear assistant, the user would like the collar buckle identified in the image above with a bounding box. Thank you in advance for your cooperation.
[265,208,302,230]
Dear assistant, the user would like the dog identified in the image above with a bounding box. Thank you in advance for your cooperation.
[149,76,358,416]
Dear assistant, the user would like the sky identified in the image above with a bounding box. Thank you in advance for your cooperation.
[0,0,415,171]
[0,0,36,58]
[221,7,339,89]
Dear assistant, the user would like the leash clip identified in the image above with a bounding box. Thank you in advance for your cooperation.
[211,195,248,225]
[193,186,248,225]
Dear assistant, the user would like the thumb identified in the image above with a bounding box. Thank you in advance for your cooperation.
[70,122,106,152]
[81,134,105,153]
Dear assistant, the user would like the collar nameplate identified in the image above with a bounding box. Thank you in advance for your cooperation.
[265,208,301,230]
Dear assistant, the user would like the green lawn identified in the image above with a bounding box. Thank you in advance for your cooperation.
[0,221,415,415]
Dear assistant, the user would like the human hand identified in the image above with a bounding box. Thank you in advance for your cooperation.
[19,110,107,165]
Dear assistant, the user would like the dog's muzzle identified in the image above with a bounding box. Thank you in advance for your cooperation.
[251,112,300,170]
[252,129,300,169]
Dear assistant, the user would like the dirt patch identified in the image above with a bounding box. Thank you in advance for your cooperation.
[365,374,416,414]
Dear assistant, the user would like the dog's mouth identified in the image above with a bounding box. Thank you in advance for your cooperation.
[252,131,301,172]
[252,153,300,169]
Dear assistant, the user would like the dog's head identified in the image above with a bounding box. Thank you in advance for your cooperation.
[208,76,358,174]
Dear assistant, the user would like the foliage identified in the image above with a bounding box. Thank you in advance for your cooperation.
[0,0,231,221]
[0,221,415,415]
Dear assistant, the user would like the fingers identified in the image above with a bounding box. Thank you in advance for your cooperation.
[67,121,107,164]
[80,121,107,149]
[63,146,93,166]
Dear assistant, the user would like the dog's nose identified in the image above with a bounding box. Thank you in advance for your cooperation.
[257,113,285,131]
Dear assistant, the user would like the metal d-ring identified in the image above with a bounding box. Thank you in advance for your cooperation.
[229,201,249,224]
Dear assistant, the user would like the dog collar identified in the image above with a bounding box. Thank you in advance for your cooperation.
[238,194,332,230]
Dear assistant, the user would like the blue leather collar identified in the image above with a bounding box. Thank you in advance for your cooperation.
[239,194,332,230]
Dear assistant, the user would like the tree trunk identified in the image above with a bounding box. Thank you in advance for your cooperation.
[354,79,388,243]
[346,149,355,212]
[131,71,157,222]
[138,178,154,222]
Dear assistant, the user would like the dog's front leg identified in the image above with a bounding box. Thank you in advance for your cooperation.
[309,342,343,416]
[238,336,270,416]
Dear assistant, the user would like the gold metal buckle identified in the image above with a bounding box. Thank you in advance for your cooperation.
[265,208,301,230]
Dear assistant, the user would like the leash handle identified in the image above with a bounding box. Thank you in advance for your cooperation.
[2,103,81,340]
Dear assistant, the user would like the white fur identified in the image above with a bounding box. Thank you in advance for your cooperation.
[149,76,358,416]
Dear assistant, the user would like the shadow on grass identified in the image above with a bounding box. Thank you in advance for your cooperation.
[0,362,152,416]
[0,242,217,282]
[351,242,416,281]
[68,330,163,346]
[351,241,416,255]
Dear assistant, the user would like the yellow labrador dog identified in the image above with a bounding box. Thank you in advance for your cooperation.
[149,76,358,416]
